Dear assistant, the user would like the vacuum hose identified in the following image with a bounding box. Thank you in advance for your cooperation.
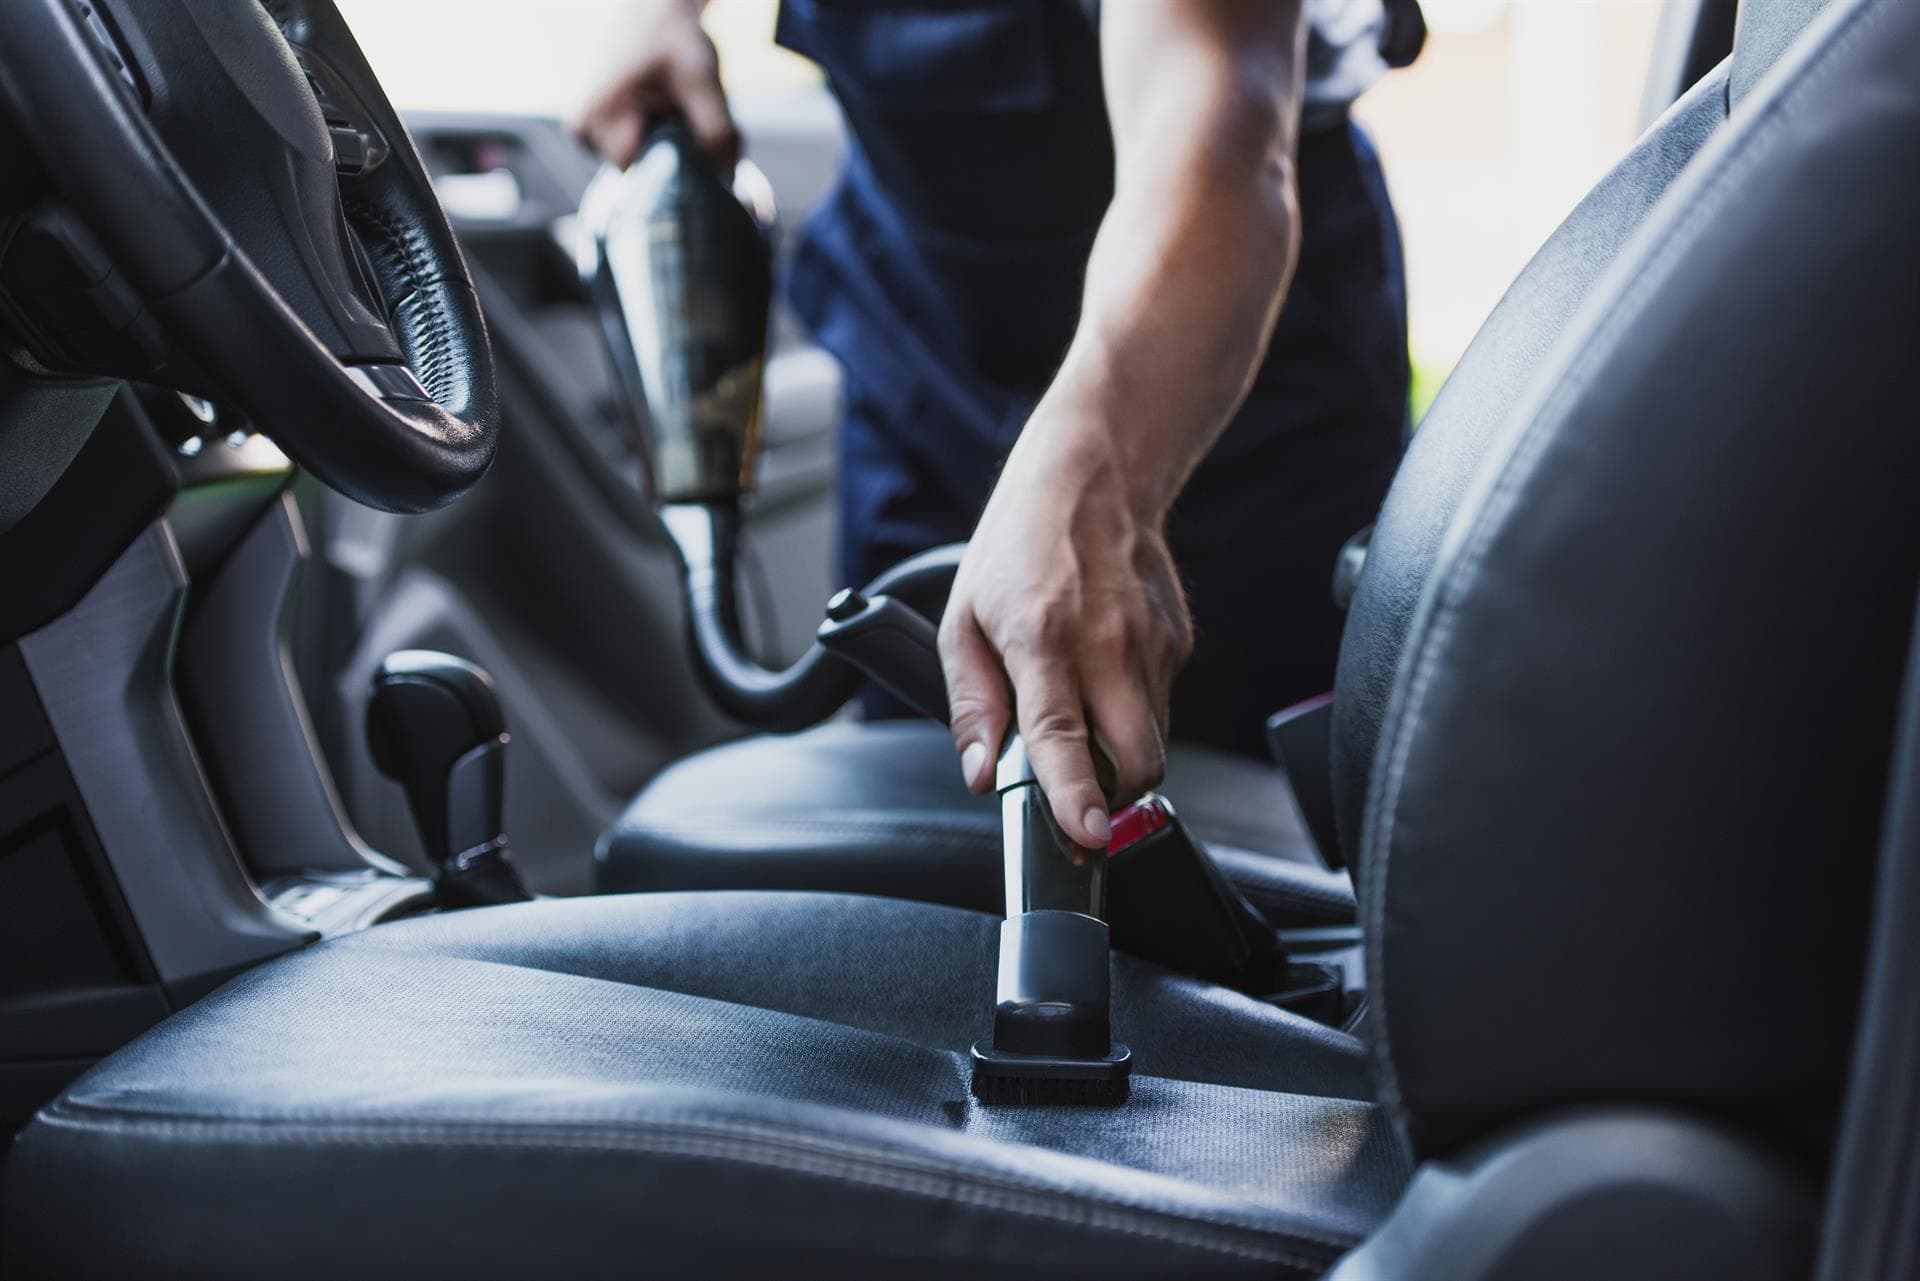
[656,501,965,732]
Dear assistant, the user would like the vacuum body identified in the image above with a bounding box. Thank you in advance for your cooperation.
[576,116,775,505]
[578,118,967,727]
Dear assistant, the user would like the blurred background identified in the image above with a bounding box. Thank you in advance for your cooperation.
[337,0,1668,418]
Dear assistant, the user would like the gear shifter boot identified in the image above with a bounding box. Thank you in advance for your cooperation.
[366,650,532,907]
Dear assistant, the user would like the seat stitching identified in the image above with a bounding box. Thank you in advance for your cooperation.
[35,1105,1350,1267]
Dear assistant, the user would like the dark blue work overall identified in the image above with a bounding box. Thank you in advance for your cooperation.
[775,0,1411,759]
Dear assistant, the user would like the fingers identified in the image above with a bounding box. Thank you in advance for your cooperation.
[671,60,741,171]
[583,108,647,170]
[574,69,652,168]
[1006,651,1111,851]
[1083,668,1166,804]
[1076,612,1170,802]
[573,32,735,171]
[939,609,1011,794]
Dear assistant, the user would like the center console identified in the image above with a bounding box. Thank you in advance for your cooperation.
[0,390,432,1136]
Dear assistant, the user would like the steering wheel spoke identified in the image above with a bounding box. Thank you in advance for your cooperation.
[0,0,497,513]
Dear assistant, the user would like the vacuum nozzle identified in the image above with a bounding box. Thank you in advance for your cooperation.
[969,906,1132,1106]
[971,737,1131,1106]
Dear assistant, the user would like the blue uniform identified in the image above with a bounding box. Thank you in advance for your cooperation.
[775,0,1411,757]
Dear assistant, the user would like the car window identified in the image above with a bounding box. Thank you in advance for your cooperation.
[334,0,818,118]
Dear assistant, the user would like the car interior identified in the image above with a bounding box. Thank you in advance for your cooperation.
[1,0,1918,1275]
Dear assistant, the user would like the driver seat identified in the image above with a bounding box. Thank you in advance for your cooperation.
[594,0,1826,924]
[8,0,1917,1275]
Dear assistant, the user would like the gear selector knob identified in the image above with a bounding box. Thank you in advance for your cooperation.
[366,651,531,907]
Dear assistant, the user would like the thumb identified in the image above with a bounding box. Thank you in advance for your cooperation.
[940,610,1011,794]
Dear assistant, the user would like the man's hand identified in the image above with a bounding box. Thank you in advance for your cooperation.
[938,0,1305,846]
[575,0,736,170]
[941,392,1194,850]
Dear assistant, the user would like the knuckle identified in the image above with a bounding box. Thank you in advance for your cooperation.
[1112,739,1165,797]
[672,47,719,83]
[1083,612,1130,654]
[1166,617,1195,662]
[1005,602,1072,654]
[1025,709,1089,746]
[947,690,1001,725]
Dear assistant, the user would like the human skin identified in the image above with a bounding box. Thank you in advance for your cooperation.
[580,0,1308,848]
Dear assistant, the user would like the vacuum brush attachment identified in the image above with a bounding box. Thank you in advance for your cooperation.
[805,596,1130,1106]
[970,738,1131,1106]
[970,910,1132,1105]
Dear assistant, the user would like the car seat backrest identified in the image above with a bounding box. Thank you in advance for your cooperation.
[1731,0,1832,106]
[1345,0,1920,1158]
[1331,0,1832,857]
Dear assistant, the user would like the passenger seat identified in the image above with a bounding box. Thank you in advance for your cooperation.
[596,16,1815,925]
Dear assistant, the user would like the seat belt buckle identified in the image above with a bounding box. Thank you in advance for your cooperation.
[1103,797,1286,994]
[1265,693,1344,870]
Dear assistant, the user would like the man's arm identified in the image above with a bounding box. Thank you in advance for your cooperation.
[939,1,1308,847]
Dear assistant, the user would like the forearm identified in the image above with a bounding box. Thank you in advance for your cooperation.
[1049,147,1299,520]
[1033,7,1306,524]
[940,0,1309,838]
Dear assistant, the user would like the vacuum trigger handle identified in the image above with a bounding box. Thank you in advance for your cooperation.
[816,588,949,723]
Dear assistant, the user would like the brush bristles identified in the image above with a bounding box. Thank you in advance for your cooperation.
[970,1073,1131,1107]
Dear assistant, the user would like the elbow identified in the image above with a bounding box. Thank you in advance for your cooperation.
[1213,78,1289,155]
[1209,83,1303,339]
[1205,76,1300,241]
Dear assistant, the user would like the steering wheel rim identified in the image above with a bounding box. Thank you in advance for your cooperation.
[0,0,496,513]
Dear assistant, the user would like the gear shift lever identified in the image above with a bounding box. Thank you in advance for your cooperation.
[366,650,532,908]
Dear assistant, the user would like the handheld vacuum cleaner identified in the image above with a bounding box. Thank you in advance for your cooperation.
[579,120,1290,1106]
[575,117,963,724]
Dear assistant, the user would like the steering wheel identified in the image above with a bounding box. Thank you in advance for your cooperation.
[0,0,495,513]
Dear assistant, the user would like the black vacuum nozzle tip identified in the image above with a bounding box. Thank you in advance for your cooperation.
[968,1041,1132,1108]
